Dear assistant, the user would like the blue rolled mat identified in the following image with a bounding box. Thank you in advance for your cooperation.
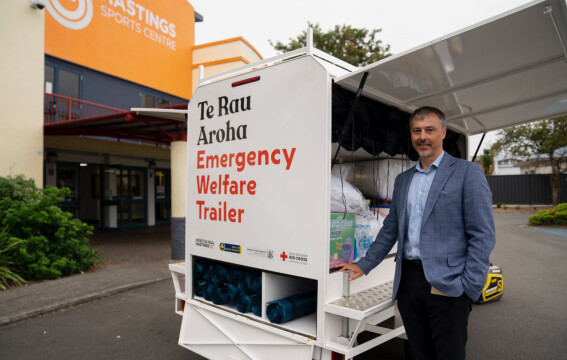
[237,272,252,293]
[250,272,262,293]
[210,263,228,287]
[251,296,262,317]
[202,283,215,301]
[266,291,317,324]
[193,259,205,277]
[226,267,244,284]
[194,280,206,297]
[194,260,212,282]
[236,292,260,314]
[238,270,262,293]
[211,283,240,305]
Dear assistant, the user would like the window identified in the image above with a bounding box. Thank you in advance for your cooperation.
[45,65,54,93]
[44,63,81,98]
[58,69,80,98]
[141,92,170,107]
[157,97,169,107]
[141,93,155,107]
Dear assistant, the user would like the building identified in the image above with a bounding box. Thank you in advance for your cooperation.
[516,147,567,175]
[493,154,522,175]
[1,0,262,258]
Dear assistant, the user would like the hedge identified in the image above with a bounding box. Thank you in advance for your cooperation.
[0,175,99,287]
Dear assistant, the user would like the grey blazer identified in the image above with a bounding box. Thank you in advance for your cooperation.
[356,152,496,301]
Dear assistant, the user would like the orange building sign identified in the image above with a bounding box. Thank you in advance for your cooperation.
[44,0,194,99]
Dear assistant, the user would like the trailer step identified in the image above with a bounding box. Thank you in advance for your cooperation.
[169,262,186,275]
[169,262,187,315]
[324,281,394,321]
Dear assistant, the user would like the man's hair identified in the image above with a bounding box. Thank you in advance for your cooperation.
[410,106,446,129]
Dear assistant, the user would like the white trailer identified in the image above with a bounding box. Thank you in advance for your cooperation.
[170,1,567,359]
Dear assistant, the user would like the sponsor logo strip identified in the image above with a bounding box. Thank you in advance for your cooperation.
[220,243,241,254]
[195,238,214,249]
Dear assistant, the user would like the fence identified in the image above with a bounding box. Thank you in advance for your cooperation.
[44,93,126,124]
[486,174,567,205]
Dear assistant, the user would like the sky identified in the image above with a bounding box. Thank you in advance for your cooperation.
[188,0,536,158]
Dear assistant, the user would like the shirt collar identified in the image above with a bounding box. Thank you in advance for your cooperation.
[416,151,445,173]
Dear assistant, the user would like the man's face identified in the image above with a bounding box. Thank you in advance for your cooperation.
[410,113,447,162]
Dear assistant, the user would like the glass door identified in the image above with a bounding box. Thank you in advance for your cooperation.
[101,166,122,229]
[124,167,147,227]
[101,166,147,229]
[155,169,171,223]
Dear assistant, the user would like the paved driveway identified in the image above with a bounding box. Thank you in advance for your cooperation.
[466,212,567,360]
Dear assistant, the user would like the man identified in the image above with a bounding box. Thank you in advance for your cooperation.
[339,106,495,360]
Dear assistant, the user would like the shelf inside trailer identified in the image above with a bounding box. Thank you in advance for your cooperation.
[191,296,317,338]
[190,257,318,338]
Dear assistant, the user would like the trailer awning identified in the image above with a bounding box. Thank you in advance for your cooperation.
[336,0,567,136]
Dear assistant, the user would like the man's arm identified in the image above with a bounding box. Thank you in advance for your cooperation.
[462,162,496,300]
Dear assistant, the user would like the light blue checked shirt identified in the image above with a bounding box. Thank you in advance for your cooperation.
[404,151,445,260]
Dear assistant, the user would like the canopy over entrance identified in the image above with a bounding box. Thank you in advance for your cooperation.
[44,100,188,145]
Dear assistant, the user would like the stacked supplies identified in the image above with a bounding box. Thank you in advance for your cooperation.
[193,258,262,317]
[331,174,385,263]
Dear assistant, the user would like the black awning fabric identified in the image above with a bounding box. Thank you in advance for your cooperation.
[332,84,462,161]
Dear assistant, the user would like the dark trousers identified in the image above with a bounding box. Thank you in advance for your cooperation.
[397,260,472,360]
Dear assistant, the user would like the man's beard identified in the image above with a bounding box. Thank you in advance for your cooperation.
[416,141,433,157]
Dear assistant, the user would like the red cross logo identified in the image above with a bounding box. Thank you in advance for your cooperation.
[280,252,288,261]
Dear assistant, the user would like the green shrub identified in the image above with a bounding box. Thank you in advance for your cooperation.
[0,233,25,289]
[0,175,99,282]
[496,202,502,209]
[528,203,567,226]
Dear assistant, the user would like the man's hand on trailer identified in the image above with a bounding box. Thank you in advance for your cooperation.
[338,263,364,281]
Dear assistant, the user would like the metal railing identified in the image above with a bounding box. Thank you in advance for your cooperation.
[44,93,127,124]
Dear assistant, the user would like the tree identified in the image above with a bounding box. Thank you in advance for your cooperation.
[269,22,391,67]
[476,148,494,175]
[492,116,567,205]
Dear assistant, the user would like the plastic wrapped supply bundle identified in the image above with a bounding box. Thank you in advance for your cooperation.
[332,157,416,201]
[331,174,369,213]
[354,215,373,262]
[266,291,317,324]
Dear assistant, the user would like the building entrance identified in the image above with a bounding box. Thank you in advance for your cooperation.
[101,166,147,229]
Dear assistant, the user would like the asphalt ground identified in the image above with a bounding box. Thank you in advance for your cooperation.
[1,213,566,359]
[465,212,567,359]
[0,223,176,326]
